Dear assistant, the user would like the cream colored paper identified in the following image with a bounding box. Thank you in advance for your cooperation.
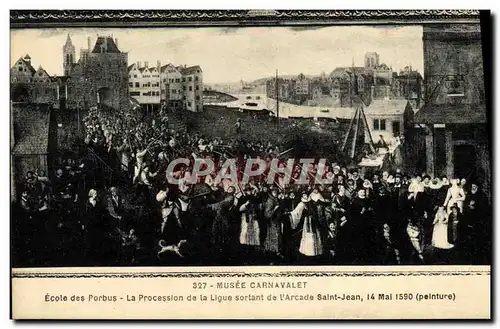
[12,266,490,319]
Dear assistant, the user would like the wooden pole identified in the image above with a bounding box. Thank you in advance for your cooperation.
[350,109,361,159]
[359,104,376,153]
[341,106,358,153]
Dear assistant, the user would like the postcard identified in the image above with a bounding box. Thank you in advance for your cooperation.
[10,9,491,319]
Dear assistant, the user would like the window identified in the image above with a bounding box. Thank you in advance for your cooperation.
[188,77,192,82]
[134,75,137,78]
[183,86,186,91]
[175,78,180,83]
[189,86,192,91]
[188,101,192,107]
[373,119,386,131]
[195,76,199,81]
[196,96,200,100]
[129,82,133,87]
[445,75,465,97]
[130,91,140,96]
[135,82,139,88]
[18,66,23,72]
[392,121,401,136]
[182,77,186,82]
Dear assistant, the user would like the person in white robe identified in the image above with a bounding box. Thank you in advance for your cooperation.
[431,206,454,249]
[443,179,466,213]
[290,194,323,257]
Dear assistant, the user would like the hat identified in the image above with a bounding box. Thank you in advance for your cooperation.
[363,180,373,189]
[310,191,324,202]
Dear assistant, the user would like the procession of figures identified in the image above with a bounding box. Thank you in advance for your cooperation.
[11,104,491,267]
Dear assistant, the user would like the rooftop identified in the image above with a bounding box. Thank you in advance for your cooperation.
[364,99,411,116]
[414,103,487,124]
[181,65,202,75]
[91,36,121,54]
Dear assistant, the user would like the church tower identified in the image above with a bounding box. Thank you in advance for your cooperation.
[63,34,75,76]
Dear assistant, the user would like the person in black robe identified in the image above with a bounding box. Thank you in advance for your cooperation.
[372,184,392,263]
[82,189,118,265]
[349,189,375,264]
[388,174,408,253]
[463,182,490,264]
[207,186,237,264]
[263,188,282,259]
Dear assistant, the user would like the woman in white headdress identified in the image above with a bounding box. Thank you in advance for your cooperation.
[431,205,454,249]
[290,194,323,257]
[239,188,261,247]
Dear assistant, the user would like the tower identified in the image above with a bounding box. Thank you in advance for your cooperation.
[63,34,75,76]
[364,52,380,70]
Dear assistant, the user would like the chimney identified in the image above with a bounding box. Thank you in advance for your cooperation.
[137,61,141,68]
[144,61,149,68]
[157,60,161,70]
[87,37,91,51]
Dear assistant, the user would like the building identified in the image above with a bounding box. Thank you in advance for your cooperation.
[364,52,380,70]
[63,34,76,76]
[412,24,489,194]
[127,62,203,113]
[363,99,412,145]
[160,63,183,109]
[392,67,424,107]
[329,66,373,106]
[180,65,203,112]
[11,54,35,84]
[11,103,56,201]
[10,54,59,106]
[373,63,393,85]
[64,35,129,110]
[294,73,310,101]
[128,61,161,112]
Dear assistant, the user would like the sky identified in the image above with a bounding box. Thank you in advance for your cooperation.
[11,26,423,84]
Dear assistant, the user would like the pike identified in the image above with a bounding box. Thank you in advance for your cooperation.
[277,147,294,157]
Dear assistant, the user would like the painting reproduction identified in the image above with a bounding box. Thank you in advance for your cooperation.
[10,10,492,320]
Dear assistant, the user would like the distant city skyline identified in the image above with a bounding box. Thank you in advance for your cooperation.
[11,26,424,84]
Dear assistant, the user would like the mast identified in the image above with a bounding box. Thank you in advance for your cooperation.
[276,69,280,129]
[407,65,411,100]
[350,58,354,107]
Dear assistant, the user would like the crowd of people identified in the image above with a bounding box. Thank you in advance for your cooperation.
[12,105,491,267]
